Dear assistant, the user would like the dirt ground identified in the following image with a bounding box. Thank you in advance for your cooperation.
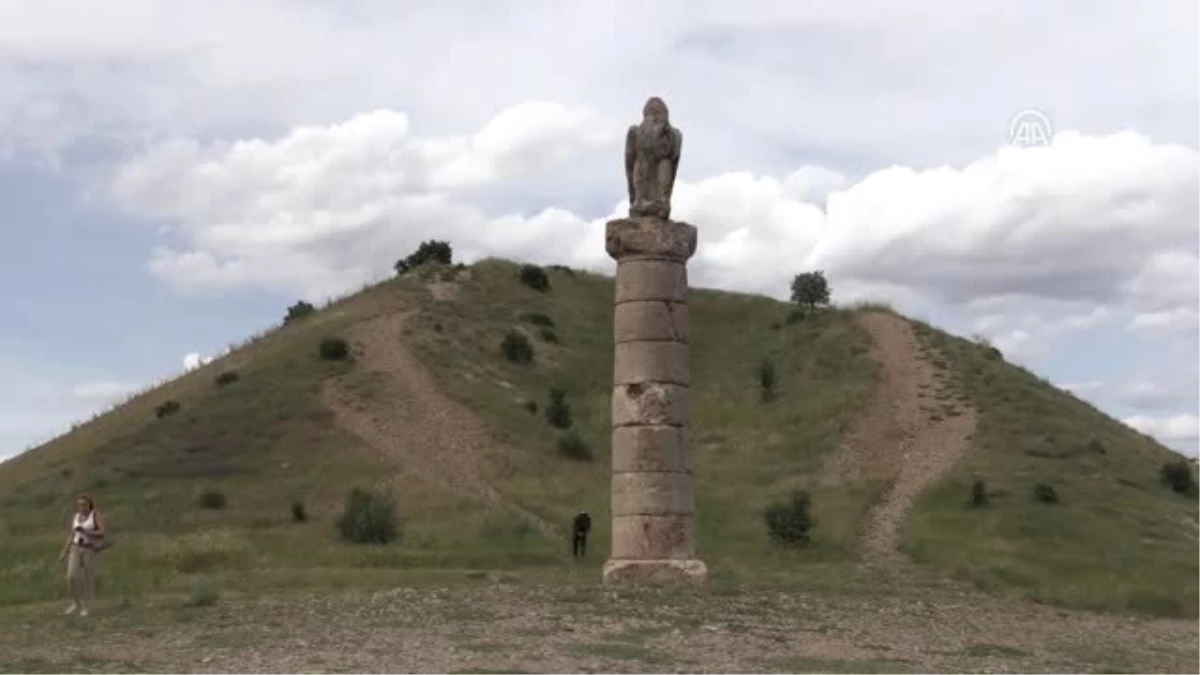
[0,582,1195,674]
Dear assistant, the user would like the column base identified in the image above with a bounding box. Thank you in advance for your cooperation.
[601,558,708,587]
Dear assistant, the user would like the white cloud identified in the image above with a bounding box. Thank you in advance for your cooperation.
[1123,414,1200,446]
[108,109,1198,327]
[70,380,134,403]
[182,352,213,371]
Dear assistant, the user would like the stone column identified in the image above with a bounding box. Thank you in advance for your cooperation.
[602,216,707,586]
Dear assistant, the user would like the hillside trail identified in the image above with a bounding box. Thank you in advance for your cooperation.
[822,311,977,565]
[320,309,559,540]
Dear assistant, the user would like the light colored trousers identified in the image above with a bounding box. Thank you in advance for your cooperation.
[66,545,98,607]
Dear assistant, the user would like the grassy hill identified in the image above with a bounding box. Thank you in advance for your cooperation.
[0,258,1194,617]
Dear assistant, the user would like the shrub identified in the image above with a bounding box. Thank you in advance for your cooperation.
[186,579,219,608]
[545,388,572,429]
[1160,459,1195,495]
[969,477,989,508]
[291,501,308,523]
[1033,482,1059,504]
[790,271,831,313]
[337,488,399,544]
[198,490,227,510]
[557,432,593,461]
[548,264,575,276]
[319,337,351,361]
[758,357,778,403]
[395,240,452,275]
[519,312,555,328]
[784,309,805,325]
[284,300,316,324]
[154,400,181,419]
[764,489,813,546]
[518,264,551,292]
[501,331,534,364]
[539,328,559,344]
[522,400,538,415]
[214,371,240,387]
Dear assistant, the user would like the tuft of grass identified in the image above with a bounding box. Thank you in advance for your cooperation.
[291,501,308,523]
[500,331,534,364]
[318,337,351,361]
[764,489,813,546]
[336,488,399,545]
[556,432,593,462]
[517,265,550,292]
[214,371,240,387]
[185,578,219,607]
[197,489,227,510]
[154,400,181,419]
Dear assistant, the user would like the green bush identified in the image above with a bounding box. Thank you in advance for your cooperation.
[518,264,550,292]
[214,371,240,387]
[523,400,538,415]
[758,357,777,403]
[319,337,351,361]
[969,477,989,508]
[337,488,400,544]
[154,400,181,419]
[198,490,227,510]
[539,328,559,343]
[291,501,308,523]
[1033,482,1059,504]
[557,432,593,461]
[545,388,572,429]
[185,579,219,608]
[284,300,316,324]
[501,331,534,364]
[394,240,452,275]
[764,489,813,546]
[1160,459,1195,495]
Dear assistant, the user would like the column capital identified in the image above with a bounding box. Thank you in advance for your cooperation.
[606,217,697,262]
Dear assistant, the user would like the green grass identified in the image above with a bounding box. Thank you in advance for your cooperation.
[0,260,879,606]
[404,260,880,576]
[904,323,1199,616]
[0,256,1193,620]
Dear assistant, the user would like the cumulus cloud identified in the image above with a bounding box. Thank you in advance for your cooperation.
[110,106,1198,326]
[1123,414,1200,446]
[182,352,213,371]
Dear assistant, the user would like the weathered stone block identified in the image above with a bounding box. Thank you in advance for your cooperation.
[606,217,697,262]
[614,301,688,344]
[602,558,707,586]
[614,341,689,386]
[612,382,689,427]
[612,426,690,473]
[614,260,688,304]
[610,514,694,559]
[612,472,693,516]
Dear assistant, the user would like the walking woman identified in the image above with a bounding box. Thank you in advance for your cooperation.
[59,494,106,616]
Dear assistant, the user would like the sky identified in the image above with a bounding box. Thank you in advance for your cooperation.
[0,0,1197,459]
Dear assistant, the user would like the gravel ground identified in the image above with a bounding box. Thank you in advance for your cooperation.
[1,583,1195,673]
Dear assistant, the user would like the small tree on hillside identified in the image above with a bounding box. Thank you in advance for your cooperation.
[790,271,831,313]
[394,240,453,276]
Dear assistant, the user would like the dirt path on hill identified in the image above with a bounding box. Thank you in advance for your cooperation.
[321,311,559,539]
[822,312,977,564]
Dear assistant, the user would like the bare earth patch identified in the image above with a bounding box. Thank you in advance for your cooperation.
[321,312,557,538]
[0,585,1194,673]
[823,311,977,564]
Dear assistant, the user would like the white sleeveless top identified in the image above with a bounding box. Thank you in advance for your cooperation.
[72,511,98,546]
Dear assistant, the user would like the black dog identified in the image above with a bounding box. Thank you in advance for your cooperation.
[572,511,592,559]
